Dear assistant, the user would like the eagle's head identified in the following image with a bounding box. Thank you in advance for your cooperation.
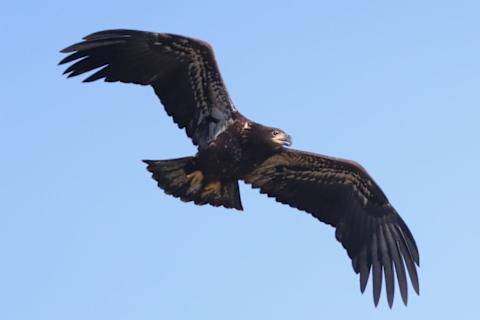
[270,128,292,147]
[242,121,292,152]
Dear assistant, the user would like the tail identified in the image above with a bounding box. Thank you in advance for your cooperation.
[143,157,243,210]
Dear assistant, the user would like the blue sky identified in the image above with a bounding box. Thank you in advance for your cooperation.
[1,1,479,319]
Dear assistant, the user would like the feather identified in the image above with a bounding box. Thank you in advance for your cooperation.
[378,224,394,307]
[386,223,408,305]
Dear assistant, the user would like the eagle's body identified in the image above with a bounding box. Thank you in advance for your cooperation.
[198,119,286,178]
[60,29,420,307]
[197,118,264,179]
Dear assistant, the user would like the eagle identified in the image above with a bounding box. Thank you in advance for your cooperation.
[59,29,419,307]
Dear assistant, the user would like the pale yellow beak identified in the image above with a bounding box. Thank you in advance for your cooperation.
[273,133,292,147]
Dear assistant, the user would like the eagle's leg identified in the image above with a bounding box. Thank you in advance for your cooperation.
[186,170,204,187]
[202,180,222,197]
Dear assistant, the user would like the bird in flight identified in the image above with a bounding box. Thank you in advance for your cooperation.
[59,29,419,307]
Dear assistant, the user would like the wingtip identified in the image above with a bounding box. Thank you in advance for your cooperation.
[60,44,77,53]
[413,280,420,295]
[83,29,135,41]
[359,269,369,294]
[387,296,394,309]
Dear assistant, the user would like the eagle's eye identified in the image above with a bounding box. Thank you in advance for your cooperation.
[272,130,280,136]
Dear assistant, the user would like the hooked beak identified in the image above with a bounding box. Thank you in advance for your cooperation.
[273,133,293,147]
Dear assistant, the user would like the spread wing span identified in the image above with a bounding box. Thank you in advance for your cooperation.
[59,29,235,147]
[244,149,420,307]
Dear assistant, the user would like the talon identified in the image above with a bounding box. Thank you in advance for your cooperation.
[201,181,221,197]
[187,170,204,187]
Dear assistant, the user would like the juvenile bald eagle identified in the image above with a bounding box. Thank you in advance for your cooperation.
[59,29,419,307]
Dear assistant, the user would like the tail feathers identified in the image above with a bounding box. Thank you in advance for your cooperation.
[143,158,243,210]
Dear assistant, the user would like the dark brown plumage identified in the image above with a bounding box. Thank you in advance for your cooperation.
[59,29,419,307]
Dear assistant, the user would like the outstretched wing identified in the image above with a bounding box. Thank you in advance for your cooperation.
[59,29,236,147]
[244,149,419,307]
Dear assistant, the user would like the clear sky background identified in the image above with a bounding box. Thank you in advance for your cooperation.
[1,1,479,319]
